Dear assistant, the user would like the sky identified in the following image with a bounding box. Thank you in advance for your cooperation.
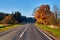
[0,0,60,17]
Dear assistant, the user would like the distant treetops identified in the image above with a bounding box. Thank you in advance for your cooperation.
[34,4,55,25]
[0,11,23,24]
[0,11,36,24]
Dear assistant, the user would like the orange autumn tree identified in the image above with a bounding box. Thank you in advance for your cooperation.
[34,5,54,25]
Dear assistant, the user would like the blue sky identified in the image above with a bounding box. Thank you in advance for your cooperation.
[0,0,60,17]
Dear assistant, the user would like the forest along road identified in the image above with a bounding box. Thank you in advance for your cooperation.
[0,23,53,40]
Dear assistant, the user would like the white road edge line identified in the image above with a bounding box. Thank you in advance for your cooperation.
[38,28,53,40]
[20,26,28,38]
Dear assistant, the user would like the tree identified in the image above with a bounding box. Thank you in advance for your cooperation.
[34,4,55,25]
[14,11,22,23]
[1,15,17,24]
[0,11,29,24]
[53,5,60,19]
[53,5,58,20]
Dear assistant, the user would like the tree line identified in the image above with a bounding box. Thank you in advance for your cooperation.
[0,11,22,24]
[0,11,36,24]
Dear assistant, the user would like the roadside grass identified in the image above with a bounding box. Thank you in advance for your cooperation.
[35,24,60,39]
[0,24,20,32]
[0,26,4,28]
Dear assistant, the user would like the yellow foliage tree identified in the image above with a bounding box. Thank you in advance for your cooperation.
[34,5,55,25]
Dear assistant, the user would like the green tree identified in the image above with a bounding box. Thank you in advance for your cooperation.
[14,11,22,23]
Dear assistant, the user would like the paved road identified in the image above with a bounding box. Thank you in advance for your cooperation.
[0,23,52,40]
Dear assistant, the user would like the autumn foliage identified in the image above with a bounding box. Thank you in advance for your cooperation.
[1,15,17,24]
[34,5,55,25]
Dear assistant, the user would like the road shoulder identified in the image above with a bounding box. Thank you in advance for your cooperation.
[34,24,59,40]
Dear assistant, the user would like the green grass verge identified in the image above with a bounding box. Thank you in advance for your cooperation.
[0,24,20,32]
[36,24,60,39]
[0,26,4,28]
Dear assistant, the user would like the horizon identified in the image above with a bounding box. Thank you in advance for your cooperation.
[0,0,60,17]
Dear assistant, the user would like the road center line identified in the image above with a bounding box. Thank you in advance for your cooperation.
[19,26,28,38]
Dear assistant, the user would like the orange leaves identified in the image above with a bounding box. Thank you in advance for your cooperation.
[34,4,54,25]
[43,19,48,25]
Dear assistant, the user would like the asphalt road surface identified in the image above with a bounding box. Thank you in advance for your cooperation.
[0,23,52,40]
